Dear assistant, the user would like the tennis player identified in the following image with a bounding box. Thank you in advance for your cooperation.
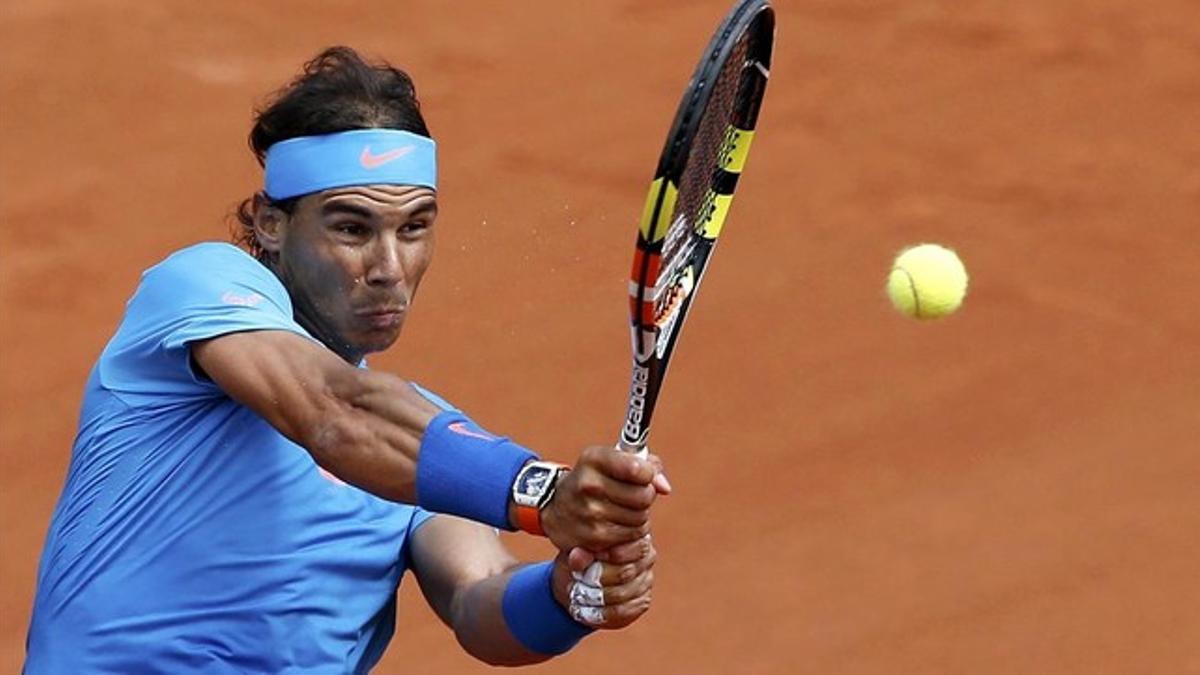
[24,46,667,673]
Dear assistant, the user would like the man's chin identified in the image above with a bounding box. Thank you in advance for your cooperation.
[355,326,404,356]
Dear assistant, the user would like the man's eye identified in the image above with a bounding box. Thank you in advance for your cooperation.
[336,223,368,236]
[401,221,431,236]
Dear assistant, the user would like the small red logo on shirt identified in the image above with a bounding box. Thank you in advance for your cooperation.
[221,291,264,307]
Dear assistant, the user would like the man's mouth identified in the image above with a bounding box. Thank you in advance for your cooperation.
[357,305,407,329]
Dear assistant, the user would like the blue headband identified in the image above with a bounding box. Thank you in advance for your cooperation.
[263,129,437,200]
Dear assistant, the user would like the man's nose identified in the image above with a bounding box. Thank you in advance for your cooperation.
[365,237,404,287]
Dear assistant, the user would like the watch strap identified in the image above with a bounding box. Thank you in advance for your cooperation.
[515,502,546,536]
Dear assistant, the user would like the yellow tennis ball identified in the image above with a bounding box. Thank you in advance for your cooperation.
[886,243,968,319]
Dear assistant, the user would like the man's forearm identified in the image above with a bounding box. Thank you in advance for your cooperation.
[451,561,596,666]
[307,367,442,503]
[449,566,551,666]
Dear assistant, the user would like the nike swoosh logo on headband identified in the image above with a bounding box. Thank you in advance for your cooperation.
[359,145,415,169]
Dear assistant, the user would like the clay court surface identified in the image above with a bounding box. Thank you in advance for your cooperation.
[3,0,1200,672]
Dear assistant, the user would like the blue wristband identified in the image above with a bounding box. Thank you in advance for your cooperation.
[502,561,594,655]
[415,411,536,530]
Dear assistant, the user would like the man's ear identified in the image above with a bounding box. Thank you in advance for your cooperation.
[252,193,287,255]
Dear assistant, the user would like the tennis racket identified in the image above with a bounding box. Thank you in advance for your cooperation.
[572,0,776,611]
[618,0,775,456]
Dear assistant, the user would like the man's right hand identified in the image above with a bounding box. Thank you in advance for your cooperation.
[552,537,659,629]
[536,446,670,554]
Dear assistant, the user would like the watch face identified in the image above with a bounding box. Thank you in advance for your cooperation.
[517,466,555,499]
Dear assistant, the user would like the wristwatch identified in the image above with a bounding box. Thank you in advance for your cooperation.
[511,460,570,536]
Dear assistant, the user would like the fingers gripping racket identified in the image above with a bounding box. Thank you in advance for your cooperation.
[619,0,775,456]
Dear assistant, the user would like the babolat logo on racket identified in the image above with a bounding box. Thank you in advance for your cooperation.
[622,365,651,444]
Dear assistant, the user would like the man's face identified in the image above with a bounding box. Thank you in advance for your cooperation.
[262,184,437,362]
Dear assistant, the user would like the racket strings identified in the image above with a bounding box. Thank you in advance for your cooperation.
[652,36,750,324]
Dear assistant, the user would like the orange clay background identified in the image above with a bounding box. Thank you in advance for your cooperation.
[3,1,1200,672]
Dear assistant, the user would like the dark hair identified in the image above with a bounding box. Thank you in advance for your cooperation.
[232,46,431,259]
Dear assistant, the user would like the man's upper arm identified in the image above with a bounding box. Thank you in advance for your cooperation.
[192,330,355,444]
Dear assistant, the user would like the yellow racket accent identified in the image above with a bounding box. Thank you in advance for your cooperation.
[638,179,679,243]
[718,127,755,173]
[698,191,734,239]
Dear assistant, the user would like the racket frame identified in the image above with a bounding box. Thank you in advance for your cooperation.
[619,0,775,454]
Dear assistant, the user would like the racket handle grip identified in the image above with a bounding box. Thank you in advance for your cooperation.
[615,441,649,458]
[576,442,651,599]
